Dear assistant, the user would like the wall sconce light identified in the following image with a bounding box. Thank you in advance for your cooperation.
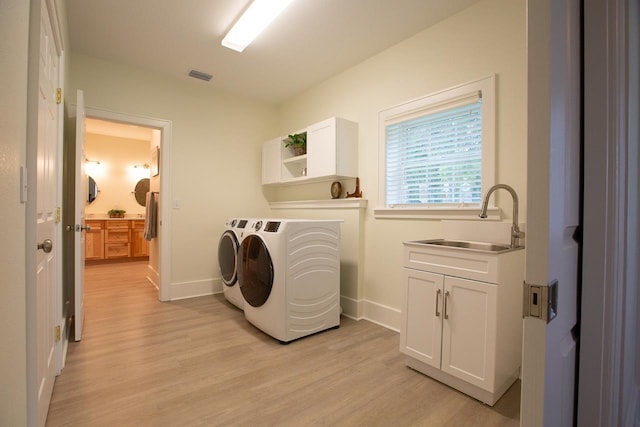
[131,163,151,179]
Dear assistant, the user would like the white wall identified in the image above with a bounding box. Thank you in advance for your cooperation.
[0,0,30,424]
[68,53,279,295]
[273,0,527,327]
[85,133,151,217]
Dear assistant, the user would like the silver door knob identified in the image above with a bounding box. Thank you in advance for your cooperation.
[74,224,91,232]
[37,239,53,253]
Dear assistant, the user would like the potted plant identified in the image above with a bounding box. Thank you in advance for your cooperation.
[107,209,126,218]
[283,132,307,156]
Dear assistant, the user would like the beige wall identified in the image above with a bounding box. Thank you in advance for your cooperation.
[273,0,527,323]
[85,133,151,217]
[68,53,279,294]
[67,0,525,324]
[0,0,30,424]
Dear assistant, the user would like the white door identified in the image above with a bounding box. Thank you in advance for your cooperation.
[306,118,336,178]
[74,89,86,341]
[400,269,443,368]
[441,276,496,391]
[35,2,60,423]
[521,0,581,425]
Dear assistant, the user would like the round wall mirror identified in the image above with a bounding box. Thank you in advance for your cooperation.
[87,176,98,204]
[134,178,150,206]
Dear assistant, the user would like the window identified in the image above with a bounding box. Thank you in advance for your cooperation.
[377,76,495,218]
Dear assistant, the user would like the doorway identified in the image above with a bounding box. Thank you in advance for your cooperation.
[83,118,156,283]
[82,107,172,302]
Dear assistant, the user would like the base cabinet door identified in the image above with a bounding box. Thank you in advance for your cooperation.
[85,220,104,260]
[131,220,149,257]
[441,276,497,391]
[400,269,443,369]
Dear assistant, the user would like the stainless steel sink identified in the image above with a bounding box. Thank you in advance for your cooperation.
[409,239,522,254]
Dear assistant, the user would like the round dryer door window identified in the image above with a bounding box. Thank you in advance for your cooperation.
[218,231,238,286]
[238,234,274,307]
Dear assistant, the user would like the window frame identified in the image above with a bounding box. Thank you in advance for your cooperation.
[376,75,497,219]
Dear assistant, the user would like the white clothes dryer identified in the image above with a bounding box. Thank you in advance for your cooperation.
[218,218,252,310]
[238,219,341,343]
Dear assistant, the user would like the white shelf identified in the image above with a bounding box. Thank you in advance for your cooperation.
[282,154,307,164]
[270,199,367,210]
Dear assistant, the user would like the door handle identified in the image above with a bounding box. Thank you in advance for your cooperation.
[37,239,53,253]
[435,289,441,317]
[444,291,450,319]
[73,224,91,232]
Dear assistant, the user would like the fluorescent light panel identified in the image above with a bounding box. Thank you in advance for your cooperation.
[221,0,294,52]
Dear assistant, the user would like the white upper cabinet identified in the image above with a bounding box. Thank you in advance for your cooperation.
[261,137,282,184]
[262,117,358,185]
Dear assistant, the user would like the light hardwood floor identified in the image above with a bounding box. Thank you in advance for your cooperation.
[46,261,520,426]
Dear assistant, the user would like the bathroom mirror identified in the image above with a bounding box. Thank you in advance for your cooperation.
[134,178,150,206]
[87,176,98,204]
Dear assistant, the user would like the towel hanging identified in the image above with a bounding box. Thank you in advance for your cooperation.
[144,192,158,240]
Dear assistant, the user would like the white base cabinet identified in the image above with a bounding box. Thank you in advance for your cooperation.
[261,117,358,185]
[401,242,524,405]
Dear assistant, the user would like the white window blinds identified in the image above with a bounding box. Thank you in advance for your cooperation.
[385,94,483,206]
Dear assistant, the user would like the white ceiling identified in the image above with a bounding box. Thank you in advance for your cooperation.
[85,118,155,141]
[66,0,480,105]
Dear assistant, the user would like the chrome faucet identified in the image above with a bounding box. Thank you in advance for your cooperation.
[479,184,524,248]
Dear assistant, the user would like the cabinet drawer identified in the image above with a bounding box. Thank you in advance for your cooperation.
[105,229,130,243]
[106,220,129,230]
[86,220,104,231]
[105,243,130,259]
[132,220,146,231]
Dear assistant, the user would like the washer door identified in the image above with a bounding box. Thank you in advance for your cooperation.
[238,234,274,307]
[218,230,238,286]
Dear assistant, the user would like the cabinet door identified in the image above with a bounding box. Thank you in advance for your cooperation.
[400,268,444,369]
[441,276,497,391]
[85,221,104,260]
[306,118,336,178]
[131,221,149,257]
[262,137,282,184]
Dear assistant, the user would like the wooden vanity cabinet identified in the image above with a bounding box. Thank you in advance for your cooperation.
[85,219,149,261]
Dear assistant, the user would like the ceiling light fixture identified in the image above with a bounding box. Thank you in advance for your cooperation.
[221,0,295,53]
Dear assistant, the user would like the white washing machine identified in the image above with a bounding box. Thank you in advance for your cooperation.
[237,219,342,343]
[217,218,252,310]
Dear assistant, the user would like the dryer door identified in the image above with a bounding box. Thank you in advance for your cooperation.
[218,230,239,286]
[238,234,274,307]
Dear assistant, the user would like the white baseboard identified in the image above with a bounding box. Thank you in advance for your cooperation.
[169,278,221,301]
[340,295,364,320]
[168,282,401,333]
[146,263,160,290]
[363,299,401,332]
[340,296,400,332]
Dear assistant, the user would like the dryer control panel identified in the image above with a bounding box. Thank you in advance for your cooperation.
[264,221,281,232]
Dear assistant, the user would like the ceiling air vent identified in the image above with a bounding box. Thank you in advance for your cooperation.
[188,69,213,82]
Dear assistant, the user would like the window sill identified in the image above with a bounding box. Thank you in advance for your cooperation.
[373,206,500,220]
